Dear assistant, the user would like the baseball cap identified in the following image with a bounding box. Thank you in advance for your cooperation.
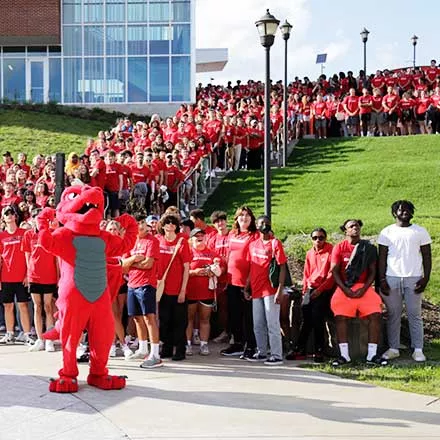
[146,215,159,224]
[2,205,15,216]
[190,228,206,238]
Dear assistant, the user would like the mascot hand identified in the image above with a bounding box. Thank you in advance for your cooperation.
[37,208,56,231]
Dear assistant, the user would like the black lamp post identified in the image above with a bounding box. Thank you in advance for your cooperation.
[411,35,418,68]
[280,19,293,169]
[255,9,279,218]
[360,28,370,75]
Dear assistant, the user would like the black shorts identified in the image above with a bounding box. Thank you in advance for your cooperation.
[106,191,120,212]
[416,112,426,122]
[119,282,128,295]
[29,283,57,294]
[1,282,31,303]
[386,112,398,123]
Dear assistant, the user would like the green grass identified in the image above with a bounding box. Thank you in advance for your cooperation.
[204,136,440,304]
[0,109,105,157]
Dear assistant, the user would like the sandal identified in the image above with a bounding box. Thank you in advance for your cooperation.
[331,356,351,367]
[366,355,389,367]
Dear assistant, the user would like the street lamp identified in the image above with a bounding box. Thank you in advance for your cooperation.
[411,35,418,68]
[255,9,279,218]
[360,27,370,75]
[280,19,293,169]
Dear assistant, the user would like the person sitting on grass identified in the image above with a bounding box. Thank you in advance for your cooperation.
[330,219,387,367]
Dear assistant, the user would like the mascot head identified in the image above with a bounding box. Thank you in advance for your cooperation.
[57,185,104,235]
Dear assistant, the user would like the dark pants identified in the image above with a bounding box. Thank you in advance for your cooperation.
[159,293,188,355]
[165,191,178,210]
[227,285,256,349]
[296,290,332,354]
[247,147,262,170]
[360,113,371,136]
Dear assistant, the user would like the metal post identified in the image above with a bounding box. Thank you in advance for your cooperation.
[264,46,271,218]
[283,38,288,168]
[54,152,65,207]
[413,44,416,68]
[363,41,367,75]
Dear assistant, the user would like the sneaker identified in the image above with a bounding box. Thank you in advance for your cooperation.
[122,344,132,359]
[285,351,307,361]
[210,170,216,178]
[45,340,55,352]
[24,334,35,346]
[129,337,139,349]
[186,345,193,356]
[366,355,389,366]
[412,350,426,362]
[109,344,117,358]
[172,352,185,361]
[240,347,256,360]
[213,331,229,344]
[0,333,15,344]
[246,352,267,362]
[28,338,44,351]
[192,333,201,346]
[220,344,244,357]
[76,343,88,358]
[126,349,147,361]
[0,325,5,332]
[199,344,210,356]
[15,331,26,342]
[264,356,284,366]
[140,356,164,369]
[382,348,400,360]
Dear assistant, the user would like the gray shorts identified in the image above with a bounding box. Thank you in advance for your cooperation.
[370,112,385,126]
[346,115,359,126]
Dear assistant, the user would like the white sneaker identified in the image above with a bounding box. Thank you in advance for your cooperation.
[24,334,35,346]
[199,344,210,356]
[210,170,216,178]
[186,345,193,356]
[192,333,201,346]
[109,344,117,358]
[412,350,426,362]
[213,330,229,344]
[45,340,55,352]
[382,348,400,360]
[0,333,15,344]
[127,349,147,361]
[122,344,133,359]
[15,331,26,342]
[29,339,44,352]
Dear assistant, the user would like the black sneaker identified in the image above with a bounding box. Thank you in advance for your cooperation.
[240,347,257,360]
[172,352,185,361]
[160,346,173,359]
[264,356,284,366]
[220,344,244,357]
[366,355,388,367]
[331,356,351,367]
[245,352,268,362]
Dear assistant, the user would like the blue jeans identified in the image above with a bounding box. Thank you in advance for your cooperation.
[252,295,282,359]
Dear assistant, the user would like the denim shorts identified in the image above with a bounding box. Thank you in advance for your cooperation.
[127,284,156,316]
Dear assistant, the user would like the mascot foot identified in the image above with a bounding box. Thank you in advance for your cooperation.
[87,374,127,390]
[49,377,79,393]
[42,326,60,341]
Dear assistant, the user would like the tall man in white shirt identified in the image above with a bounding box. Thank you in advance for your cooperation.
[378,200,432,362]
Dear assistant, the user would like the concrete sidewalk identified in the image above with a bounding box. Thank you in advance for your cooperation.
[0,343,439,440]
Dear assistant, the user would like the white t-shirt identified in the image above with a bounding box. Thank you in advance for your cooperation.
[377,223,432,277]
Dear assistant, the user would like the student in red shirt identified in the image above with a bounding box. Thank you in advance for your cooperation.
[414,90,431,134]
[186,228,221,356]
[430,86,440,134]
[343,88,360,136]
[89,149,106,189]
[157,215,191,361]
[164,154,184,209]
[382,86,400,136]
[369,88,385,136]
[1,182,21,208]
[311,94,327,139]
[0,206,33,345]
[330,219,385,367]
[104,150,123,218]
[287,228,334,362]
[245,215,287,365]
[358,88,373,137]
[189,208,216,239]
[399,92,416,135]
[22,210,58,352]
[221,206,258,358]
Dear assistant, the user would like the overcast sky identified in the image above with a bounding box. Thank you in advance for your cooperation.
[195,0,439,85]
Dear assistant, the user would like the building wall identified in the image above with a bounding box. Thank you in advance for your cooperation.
[0,0,60,45]
[70,102,181,118]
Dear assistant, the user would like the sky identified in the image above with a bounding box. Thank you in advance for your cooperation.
[195,0,440,85]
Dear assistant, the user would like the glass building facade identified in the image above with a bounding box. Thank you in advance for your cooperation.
[0,0,193,105]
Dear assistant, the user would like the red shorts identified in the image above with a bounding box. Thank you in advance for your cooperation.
[331,283,382,318]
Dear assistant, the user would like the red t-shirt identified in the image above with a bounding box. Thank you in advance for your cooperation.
[398,73,412,90]
[157,235,191,295]
[36,195,49,208]
[90,159,106,189]
[208,232,230,285]
[127,234,160,288]
[371,95,384,112]
[343,96,360,115]
[248,238,287,298]
[21,229,58,284]
[425,67,439,82]
[399,98,415,111]
[358,95,373,114]
[312,102,327,117]
[120,164,132,190]
[382,94,399,112]
[166,165,183,193]
[186,247,220,301]
[371,76,385,90]
[130,164,150,185]
[222,124,236,143]
[1,195,21,208]
[105,162,122,192]
[227,231,258,287]
[0,228,27,283]
[331,240,369,284]
[415,97,432,114]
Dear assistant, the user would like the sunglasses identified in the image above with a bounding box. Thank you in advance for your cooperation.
[312,236,325,241]
[3,211,14,216]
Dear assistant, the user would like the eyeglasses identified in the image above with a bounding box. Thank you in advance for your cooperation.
[311,236,325,241]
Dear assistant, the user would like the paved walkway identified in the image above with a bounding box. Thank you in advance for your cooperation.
[0,343,439,440]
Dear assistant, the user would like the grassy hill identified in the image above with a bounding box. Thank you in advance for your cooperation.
[0,109,106,157]
[204,136,440,304]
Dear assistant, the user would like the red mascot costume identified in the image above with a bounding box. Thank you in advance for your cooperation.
[38,185,137,393]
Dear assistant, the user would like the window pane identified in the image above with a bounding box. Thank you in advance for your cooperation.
[149,25,171,55]
[63,3,81,24]
[106,57,125,102]
[150,2,170,22]
[127,3,148,22]
[63,26,82,56]
[128,26,149,55]
[171,56,190,101]
[84,26,104,56]
[84,58,104,103]
[173,2,191,22]
[172,24,190,54]
[63,58,83,103]
[150,57,169,102]
[106,26,125,55]
[49,58,62,103]
[3,59,25,102]
[128,57,147,102]
[106,1,125,22]
[84,1,103,23]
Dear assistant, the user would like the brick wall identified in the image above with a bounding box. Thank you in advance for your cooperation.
[0,0,60,43]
